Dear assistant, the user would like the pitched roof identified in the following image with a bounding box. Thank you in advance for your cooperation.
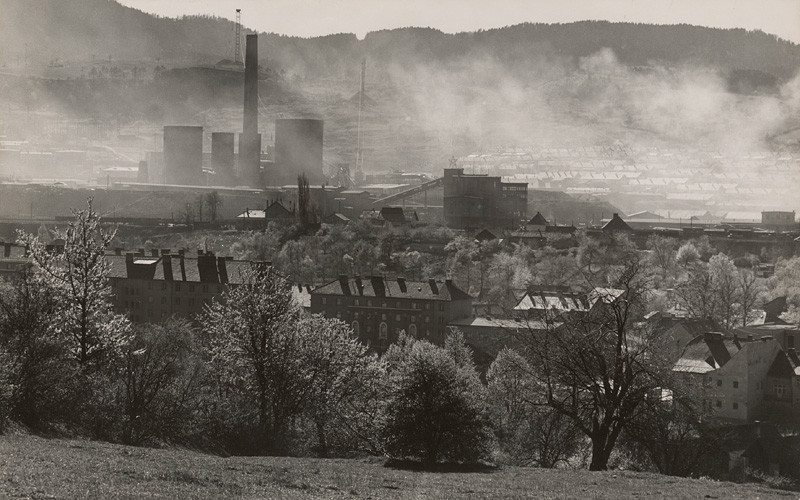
[474,228,498,242]
[106,254,253,284]
[673,333,740,374]
[528,211,549,225]
[602,213,632,231]
[312,276,472,302]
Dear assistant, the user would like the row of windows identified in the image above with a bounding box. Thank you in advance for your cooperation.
[321,297,445,311]
[352,321,428,340]
[121,297,210,308]
[119,283,222,294]
[707,377,739,389]
[705,400,740,410]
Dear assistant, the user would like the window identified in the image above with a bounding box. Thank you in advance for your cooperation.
[337,298,342,305]
[409,324,417,337]
[148,296,153,304]
[354,299,359,306]
[379,322,388,341]
[789,335,795,349]
[715,400,722,408]
[425,316,431,323]
[322,297,327,305]
[396,301,401,308]
[425,304,430,310]
[161,282,167,291]
[733,402,739,410]
[189,284,195,292]
[776,384,785,398]
[717,380,722,387]
[439,304,444,311]
[368,300,373,307]
[175,283,181,292]
[732,381,739,389]
[161,297,166,304]
[174,297,181,305]
[202,285,209,293]
[352,320,360,336]
[395,314,401,321]
[382,314,387,321]
[189,298,195,306]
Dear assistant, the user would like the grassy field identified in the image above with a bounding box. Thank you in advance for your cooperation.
[0,433,794,499]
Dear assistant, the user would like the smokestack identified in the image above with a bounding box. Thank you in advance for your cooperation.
[240,34,260,187]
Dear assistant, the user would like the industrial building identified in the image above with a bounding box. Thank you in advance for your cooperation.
[442,167,528,229]
[163,125,203,185]
[274,118,324,185]
[239,33,261,187]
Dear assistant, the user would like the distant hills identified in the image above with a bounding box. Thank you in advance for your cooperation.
[2,0,799,80]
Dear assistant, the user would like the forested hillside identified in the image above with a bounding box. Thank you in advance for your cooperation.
[2,0,798,80]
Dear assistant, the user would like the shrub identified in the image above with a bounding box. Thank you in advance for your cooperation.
[381,333,491,465]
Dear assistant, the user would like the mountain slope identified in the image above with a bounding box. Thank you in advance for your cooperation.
[2,0,799,79]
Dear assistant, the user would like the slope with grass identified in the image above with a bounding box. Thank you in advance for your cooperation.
[0,434,793,499]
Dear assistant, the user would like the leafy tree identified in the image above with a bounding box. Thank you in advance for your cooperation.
[675,241,700,267]
[300,315,382,457]
[201,264,304,452]
[0,268,69,431]
[17,198,130,369]
[487,348,580,467]
[381,332,491,465]
[119,319,204,445]
[622,379,718,477]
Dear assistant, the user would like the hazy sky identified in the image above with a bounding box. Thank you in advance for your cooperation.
[118,0,800,43]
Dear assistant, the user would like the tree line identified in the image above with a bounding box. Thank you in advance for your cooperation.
[2,200,800,480]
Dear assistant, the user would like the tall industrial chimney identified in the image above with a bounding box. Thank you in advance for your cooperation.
[240,34,261,186]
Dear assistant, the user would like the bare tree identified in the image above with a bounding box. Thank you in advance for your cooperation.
[521,257,665,470]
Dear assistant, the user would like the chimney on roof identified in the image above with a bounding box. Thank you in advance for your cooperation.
[151,249,159,257]
[429,278,439,295]
[198,249,205,257]
[137,248,145,256]
[178,249,185,256]
[445,278,452,286]
[338,274,351,295]
[178,252,186,281]
[397,277,406,293]
[161,249,170,256]
[162,255,173,281]
[3,243,10,258]
[198,252,219,283]
[113,247,122,256]
[370,276,385,297]
[125,253,134,277]
[217,256,228,283]
[704,331,723,342]
[761,335,773,342]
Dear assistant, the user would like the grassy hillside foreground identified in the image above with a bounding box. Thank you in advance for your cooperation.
[0,434,793,499]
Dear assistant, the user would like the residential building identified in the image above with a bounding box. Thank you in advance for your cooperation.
[673,333,781,422]
[512,286,625,321]
[309,276,472,351]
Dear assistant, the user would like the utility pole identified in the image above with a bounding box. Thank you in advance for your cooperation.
[234,9,242,65]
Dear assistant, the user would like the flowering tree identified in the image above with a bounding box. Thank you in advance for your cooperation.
[18,198,130,368]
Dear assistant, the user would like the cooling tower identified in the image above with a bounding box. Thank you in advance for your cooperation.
[274,118,324,185]
[211,132,235,184]
[163,125,203,186]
